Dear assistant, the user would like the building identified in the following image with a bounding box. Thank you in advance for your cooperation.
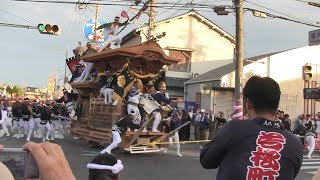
[184,45,320,125]
[121,10,235,98]
[24,87,48,100]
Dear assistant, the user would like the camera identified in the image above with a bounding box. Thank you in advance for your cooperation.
[0,148,39,180]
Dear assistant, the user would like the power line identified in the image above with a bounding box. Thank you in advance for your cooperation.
[0,22,37,29]
[13,0,320,27]
[12,0,215,8]
[245,0,317,25]
[0,8,34,25]
[156,0,183,17]
[244,7,320,28]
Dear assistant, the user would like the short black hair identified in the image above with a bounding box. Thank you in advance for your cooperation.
[243,76,281,114]
[88,153,119,180]
[284,114,289,119]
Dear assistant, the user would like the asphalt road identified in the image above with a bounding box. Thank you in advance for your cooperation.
[0,134,315,180]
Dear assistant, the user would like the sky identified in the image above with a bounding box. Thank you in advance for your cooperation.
[0,0,319,88]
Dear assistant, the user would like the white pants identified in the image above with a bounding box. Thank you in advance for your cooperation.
[167,132,181,155]
[12,118,23,134]
[0,120,9,136]
[152,111,161,132]
[51,120,63,138]
[127,104,141,125]
[103,88,114,104]
[76,63,94,82]
[39,122,52,141]
[101,131,122,154]
[24,119,35,141]
[98,35,122,52]
[33,118,41,138]
[60,119,67,133]
[306,135,315,158]
[33,118,41,131]
[5,117,12,133]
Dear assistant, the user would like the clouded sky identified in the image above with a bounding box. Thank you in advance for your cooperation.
[0,0,319,87]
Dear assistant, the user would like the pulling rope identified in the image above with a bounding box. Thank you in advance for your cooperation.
[143,140,211,146]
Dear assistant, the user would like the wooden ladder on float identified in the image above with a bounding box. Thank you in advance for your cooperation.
[89,98,105,113]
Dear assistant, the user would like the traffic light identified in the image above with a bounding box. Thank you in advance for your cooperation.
[302,64,313,81]
[37,24,61,35]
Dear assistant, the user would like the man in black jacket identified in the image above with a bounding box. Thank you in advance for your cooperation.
[198,109,209,149]
[39,103,53,141]
[21,98,33,142]
[200,76,303,180]
[100,110,140,154]
[56,89,77,119]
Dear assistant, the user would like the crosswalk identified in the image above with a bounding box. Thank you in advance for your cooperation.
[301,155,320,175]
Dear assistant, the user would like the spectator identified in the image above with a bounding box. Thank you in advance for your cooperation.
[315,113,320,134]
[87,153,123,180]
[208,110,216,140]
[200,76,303,180]
[215,112,227,129]
[275,110,282,123]
[279,110,285,121]
[306,114,313,131]
[198,109,209,149]
[305,130,317,159]
[179,109,191,141]
[283,114,291,131]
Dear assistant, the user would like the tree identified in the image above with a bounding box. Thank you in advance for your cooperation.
[12,85,23,97]
[6,85,12,95]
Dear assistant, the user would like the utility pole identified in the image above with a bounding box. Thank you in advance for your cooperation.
[147,0,155,40]
[234,0,244,120]
[93,0,100,42]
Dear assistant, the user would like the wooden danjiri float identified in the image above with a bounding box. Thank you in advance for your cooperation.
[69,40,188,153]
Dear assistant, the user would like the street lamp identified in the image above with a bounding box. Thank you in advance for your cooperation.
[213,6,229,16]
[252,10,267,18]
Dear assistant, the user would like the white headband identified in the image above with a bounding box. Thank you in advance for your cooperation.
[87,160,124,174]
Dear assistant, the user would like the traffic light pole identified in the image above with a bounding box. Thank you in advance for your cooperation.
[234,0,244,120]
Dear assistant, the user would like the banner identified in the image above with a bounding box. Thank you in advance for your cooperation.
[112,64,135,101]
[47,74,56,96]
[66,56,80,74]
[147,70,166,90]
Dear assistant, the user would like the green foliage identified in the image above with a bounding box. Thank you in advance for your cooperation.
[12,85,23,97]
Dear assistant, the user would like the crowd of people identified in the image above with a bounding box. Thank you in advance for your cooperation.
[0,89,76,142]
[2,75,320,180]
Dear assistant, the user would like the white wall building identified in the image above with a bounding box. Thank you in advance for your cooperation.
[122,10,235,98]
[185,45,320,126]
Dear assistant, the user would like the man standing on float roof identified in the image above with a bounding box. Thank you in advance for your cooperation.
[96,13,129,52]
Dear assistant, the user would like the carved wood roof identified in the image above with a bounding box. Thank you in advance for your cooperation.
[81,40,181,65]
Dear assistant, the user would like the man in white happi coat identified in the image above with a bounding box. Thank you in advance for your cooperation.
[96,14,129,52]
[99,70,118,105]
[127,81,142,126]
